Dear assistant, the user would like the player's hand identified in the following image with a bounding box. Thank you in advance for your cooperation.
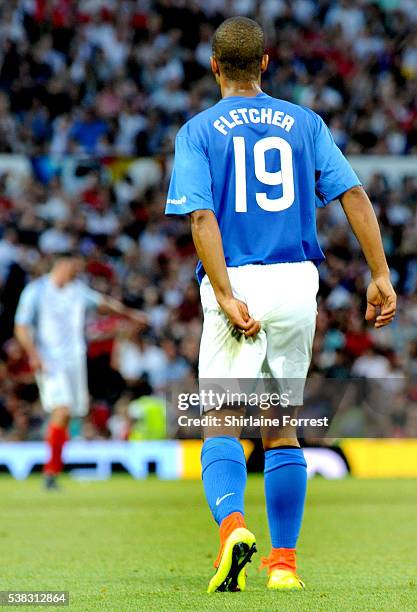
[28,350,43,372]
[128,309,148,329]
[365,276,396,328]
[218,296,261,338]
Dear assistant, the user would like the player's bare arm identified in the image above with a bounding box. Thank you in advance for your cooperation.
[98,296,148,328]
[340,186,396,328]
[190,209,260,337]
[14,323,43,371]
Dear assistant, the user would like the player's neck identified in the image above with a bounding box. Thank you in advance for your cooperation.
[220,79,263,99]
[49,271,67,288]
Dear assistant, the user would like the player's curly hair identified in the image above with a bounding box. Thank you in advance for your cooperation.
[212,17,265,81]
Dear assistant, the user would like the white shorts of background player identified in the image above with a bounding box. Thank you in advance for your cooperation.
[36,358,89,417]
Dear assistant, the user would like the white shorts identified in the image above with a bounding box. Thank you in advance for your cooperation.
[36,359,89,417]
[199,261,319,406]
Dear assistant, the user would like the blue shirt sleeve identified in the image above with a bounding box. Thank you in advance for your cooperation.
[314,115,361,206]
[165,134,214,215]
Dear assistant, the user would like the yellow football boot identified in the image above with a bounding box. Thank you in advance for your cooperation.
[260,549,305,591]
[207,527,257,593]
[267,569,305,590]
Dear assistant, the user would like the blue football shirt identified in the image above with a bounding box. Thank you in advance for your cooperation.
[165,92,360,283]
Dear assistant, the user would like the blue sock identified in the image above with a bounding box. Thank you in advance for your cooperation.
[264,448,307,549]
[201,436,247,525]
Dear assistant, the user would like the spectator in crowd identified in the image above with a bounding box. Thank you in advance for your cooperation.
[0,1,417,156]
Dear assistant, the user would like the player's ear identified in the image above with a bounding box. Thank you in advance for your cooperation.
[260,54,269,73]
[210,56,220,77]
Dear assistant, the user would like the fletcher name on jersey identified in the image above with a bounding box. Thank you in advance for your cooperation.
[213,107,295,135]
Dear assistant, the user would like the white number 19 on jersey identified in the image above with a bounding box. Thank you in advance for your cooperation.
[233,136,294,212]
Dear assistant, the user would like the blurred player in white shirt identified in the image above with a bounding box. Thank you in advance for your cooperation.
[14,254,146,488]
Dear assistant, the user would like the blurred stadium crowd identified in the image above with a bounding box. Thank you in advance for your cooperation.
[0,0,417,156]
[0,0,416,441]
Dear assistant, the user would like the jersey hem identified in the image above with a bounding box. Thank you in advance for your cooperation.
[196,258,322,284]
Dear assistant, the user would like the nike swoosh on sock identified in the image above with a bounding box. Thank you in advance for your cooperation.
[215,492,236,506]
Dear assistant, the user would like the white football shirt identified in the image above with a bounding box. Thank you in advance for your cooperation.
[15,275,103,366]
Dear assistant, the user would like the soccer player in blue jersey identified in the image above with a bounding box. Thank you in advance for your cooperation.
[165,17,396,593]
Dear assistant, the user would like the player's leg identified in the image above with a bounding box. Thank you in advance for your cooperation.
[260,414,307,590]
[42,360,89,488]
[201,387,261,593]
[44,405,70,489]
[259,262,318,589]
[199,275,266,592]
[37,370,72,489]
[203,414,256,593]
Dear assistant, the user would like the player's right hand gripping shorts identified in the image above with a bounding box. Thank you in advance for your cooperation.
[199,261,319,406]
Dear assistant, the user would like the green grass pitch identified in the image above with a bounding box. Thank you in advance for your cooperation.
[0,475,416,611]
